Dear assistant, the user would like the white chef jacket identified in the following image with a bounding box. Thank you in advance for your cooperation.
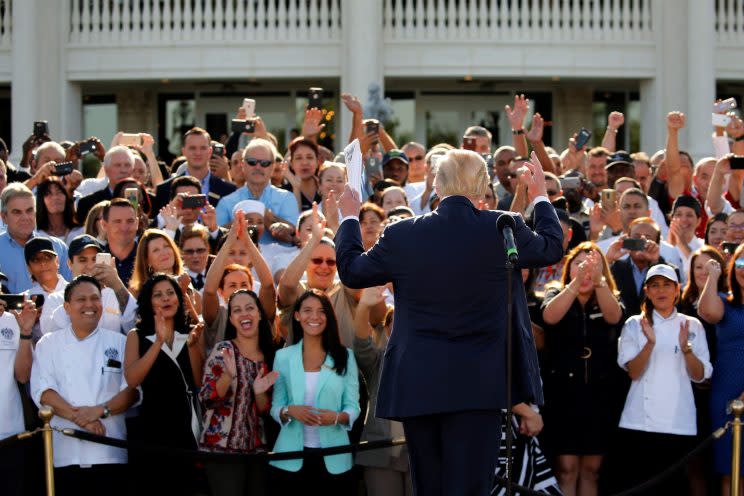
[617,311,712,436]
[31,326,135,467]
[0,312,25,439]
[40,286,137,336]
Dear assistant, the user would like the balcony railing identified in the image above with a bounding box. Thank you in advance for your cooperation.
[383,0,654,43]
[68,0,343,45]
[716,0,744,44]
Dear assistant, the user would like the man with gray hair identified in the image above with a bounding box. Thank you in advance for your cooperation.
[23,141,67,190]
[463,125,493,155]
[0,183,71,292]
[75,146,135,224]
[336,149,563,495]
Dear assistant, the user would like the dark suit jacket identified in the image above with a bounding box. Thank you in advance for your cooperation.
[610,256,679,318]
[76,187,113,225]
[336,196,564,420]
[153,173,237,214]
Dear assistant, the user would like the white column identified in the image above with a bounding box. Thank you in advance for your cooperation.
[640,0,688,154]
[686,0,715,160]
[10,0,82,163]
[10,0,40,163]
[338,0,383,152]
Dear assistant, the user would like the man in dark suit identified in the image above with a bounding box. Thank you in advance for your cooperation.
[75,146,136,225]
[151,127,236,213]
[336,150,564,495]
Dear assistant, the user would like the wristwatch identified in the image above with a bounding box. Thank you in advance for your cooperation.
[682,341,693,354]
[100,405,111,419]
[281,406,291,423]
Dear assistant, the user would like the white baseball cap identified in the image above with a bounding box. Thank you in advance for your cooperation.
[644,264,678,284]
[232,199,266,217]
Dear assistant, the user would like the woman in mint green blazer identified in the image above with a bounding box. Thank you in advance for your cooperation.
[269,289,360,494]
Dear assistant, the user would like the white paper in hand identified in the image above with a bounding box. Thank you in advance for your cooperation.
[712,135,730,159]
[344,139,363,201]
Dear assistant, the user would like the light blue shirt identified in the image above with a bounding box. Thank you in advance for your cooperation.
[216,184,300,241]
[0,232,72,293]
[631,261,650,294]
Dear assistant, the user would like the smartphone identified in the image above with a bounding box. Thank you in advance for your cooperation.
[0,294,24,310]
[52,161,74,176]
[722,242,739,254]
[712,113,732,127]
[124,187,139,209]
[463,137,477,151]
[730,156,744,170]
[95,253,112,266]
[622,238,647,251]
[247,225,259,245]
[212,143,225,158]
[231,119,255,134]
[78,138,97,156]
[28,294,45,308]
[560,176,581,190]
[308,87,323,110]
[365,157,382,179]
[242,98,256,117]
[119,133,142,147]
[182,194,207,209]
[365,120,380,135]
[575,128,592,150]
[714,98,737,113]
[33,121,49,138]
[600,189,617,210]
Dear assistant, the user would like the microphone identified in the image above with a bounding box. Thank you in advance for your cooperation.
[496,214,519,265]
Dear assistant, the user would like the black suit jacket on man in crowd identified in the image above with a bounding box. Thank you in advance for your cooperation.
[610,256,679,318]
[76,187,113,225]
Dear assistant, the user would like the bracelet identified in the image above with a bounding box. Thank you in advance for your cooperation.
[606,127,618,133]
[594,277,608,288]
[20,333,32,340]
[735,135,744,142]
[334,412,339,426]
[511,129,525,135]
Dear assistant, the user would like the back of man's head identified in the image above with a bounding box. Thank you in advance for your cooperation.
[434,150,489,199]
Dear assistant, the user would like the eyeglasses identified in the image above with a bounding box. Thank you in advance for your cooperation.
[310,257,336,267]
[735,258,744,269]
[183,248,208,256]
[244,157,273,168]
[406,155,424,162]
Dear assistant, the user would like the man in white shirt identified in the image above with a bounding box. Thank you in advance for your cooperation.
[40,235,136,335]
[31,276,138,496]
[0,296,35,496]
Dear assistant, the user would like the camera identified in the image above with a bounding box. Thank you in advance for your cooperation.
[231,119,256,134]
[182,194,207,209]
[53,161,74,176]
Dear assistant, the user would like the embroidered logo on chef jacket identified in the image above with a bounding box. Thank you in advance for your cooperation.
[0,328,13,340]
[104,347,119,361]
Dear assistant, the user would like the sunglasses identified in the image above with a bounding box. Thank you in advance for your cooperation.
[546,190,558,196]
[406,155,424,161]
[735,258,744,269]
[244,157,273,168]
[310,257,336,267]
[183,248,208,256]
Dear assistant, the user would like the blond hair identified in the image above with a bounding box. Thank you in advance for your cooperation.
[433,149,489,199]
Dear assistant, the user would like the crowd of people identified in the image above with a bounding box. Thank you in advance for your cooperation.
[0,90,743,496]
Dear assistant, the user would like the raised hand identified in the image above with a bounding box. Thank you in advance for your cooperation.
[220,346,237,379]
[338,184,362,220]
[526,113,544,143]
[323,190,340,229]
[726,114,744,139]
[667,111,686,130]
[177,273,192,296]
[608,111,625,130]
[705,257,722,281]
[520,151,548,201]
[359,286,386,309]
[159,202,181,232]
[302,107,325,137]
[678,318,690,350]
[505,94,529,130]
[187,321,205,348]
[12,299,37,335]
[200,203,218,232]
[640,316,655,345]
[154,310,172,346]
[642,239,660,264]
[605,235,628,264]
[253,368,279,395]
[341,93,363,115]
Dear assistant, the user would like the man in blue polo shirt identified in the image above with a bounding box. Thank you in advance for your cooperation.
[0,183,71,293]
[216,138,299,243]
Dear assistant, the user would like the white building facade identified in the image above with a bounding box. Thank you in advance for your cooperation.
[1,0,743,160]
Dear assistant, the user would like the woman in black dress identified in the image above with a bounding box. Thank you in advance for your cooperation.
[124,273,204,495]
[541,242,624,496]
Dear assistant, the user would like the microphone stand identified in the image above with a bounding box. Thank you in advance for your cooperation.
[504,256,514,496]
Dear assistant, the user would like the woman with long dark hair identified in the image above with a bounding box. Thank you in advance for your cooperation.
[269,289,360,494]
[123,273,205,494]
[698,244,744,495]
[36,177,83,244]
[617,264,712,495]
[199,289,278,496]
